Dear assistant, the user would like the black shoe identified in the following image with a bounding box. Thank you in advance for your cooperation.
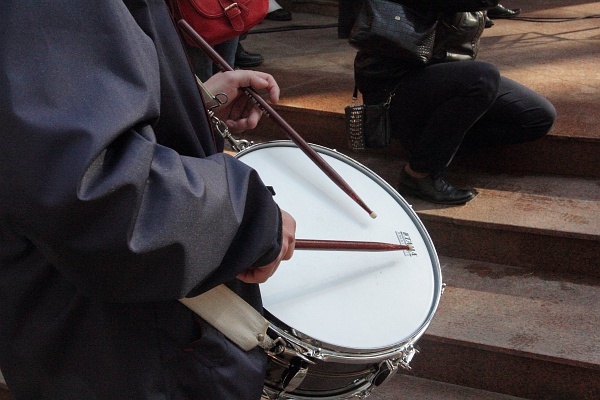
[485,14,495,28]
[265,9,292,21]
[487,4,521,19]
[398,170,477,205]
[235,43,264,68]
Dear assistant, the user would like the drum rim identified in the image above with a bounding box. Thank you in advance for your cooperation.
[237,141,443,362]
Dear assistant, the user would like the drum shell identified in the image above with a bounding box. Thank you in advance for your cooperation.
[265,354,376,398]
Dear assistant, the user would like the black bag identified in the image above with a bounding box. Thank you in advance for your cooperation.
[345,86,396,151]
[432,12,486,62]
[348,0,439,64]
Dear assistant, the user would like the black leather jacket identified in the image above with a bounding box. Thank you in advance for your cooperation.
[352,0,495,95]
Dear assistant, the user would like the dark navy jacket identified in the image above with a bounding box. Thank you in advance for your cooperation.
[0,1,281,398]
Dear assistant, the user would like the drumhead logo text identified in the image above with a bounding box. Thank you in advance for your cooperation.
[396,231,418,257]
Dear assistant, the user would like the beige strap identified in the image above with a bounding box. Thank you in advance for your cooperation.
[179,284,271,351]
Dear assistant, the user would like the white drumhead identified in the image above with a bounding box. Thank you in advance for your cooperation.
[237,142,441,352]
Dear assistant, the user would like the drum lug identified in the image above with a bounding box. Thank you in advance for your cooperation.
[264,335,315,397]
[399,344,420,370]
[266,336,315,365]
[280,356,310,393]
[371,359,399,387]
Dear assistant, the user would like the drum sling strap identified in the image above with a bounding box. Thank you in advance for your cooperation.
[179,284,276,352]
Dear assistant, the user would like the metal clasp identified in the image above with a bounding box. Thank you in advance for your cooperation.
[223,3,240,12]
[209,111,252,152]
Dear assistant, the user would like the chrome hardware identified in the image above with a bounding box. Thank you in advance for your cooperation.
[371,359,399,387]
[266,337,315,365]
[399,344,419,370]
[281,356,309,392]
[209,111,253,152]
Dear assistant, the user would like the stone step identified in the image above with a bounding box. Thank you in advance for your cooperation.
[0,376,530,400]
[401,256,600,400]
[368,374,528,400]
[395,168,600,277]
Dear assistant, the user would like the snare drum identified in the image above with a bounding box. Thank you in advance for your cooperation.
[236,141,442,399]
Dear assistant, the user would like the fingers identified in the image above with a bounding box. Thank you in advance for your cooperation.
[206,70,280,134]
[247,71,280,104]
[224,98,263,132]
[280,210,296,261]
[236,209,296,284]
[205,70,280,105]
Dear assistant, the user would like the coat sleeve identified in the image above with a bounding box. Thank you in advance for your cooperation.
[0,0,282,302]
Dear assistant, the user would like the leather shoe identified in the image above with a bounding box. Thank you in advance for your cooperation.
[487,4,521,19]
[265,9,292,21]
[485,14,495,28]
[398,170,477,205]
[235,43,264,68]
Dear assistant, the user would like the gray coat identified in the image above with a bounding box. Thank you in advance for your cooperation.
[0,1,281,398]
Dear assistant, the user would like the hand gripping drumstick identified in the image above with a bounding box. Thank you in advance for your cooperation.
[178,20,377,219]
[296,239,413,252]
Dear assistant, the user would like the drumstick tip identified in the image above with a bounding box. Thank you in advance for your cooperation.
[370,211,377,219]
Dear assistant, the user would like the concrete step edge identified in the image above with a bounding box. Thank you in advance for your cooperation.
[423,256,600,369]
[254,106,600,179]
[271,104,599,145]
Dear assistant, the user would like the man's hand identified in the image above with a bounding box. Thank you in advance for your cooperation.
[237,210,296,284]
[204,70,280,134]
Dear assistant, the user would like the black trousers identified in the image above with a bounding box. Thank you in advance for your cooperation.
[364,61,557,174]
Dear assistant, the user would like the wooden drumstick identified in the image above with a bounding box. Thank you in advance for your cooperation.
[296,239,413,252]
[178,20,377,219]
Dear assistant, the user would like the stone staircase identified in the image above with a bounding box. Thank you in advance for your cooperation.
[241,1,600,399]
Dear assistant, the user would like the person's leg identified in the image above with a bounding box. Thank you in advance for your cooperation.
[386,61,500,174]
[362,61,500,204]
[185,37,239,81]
[235,37,264,69]
[462,76,556,150]
[212,37,239,74]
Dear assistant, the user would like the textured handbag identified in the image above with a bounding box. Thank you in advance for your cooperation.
[345,86,397,151]
[349,0,439,64]
[345,102,366,152]
[170,0,268,46]
[363,89,396,148]
[432,12,486,62]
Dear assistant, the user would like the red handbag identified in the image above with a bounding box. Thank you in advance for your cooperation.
[170,0,269,46]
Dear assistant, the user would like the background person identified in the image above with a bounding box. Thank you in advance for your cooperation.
[348,0,556,204]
